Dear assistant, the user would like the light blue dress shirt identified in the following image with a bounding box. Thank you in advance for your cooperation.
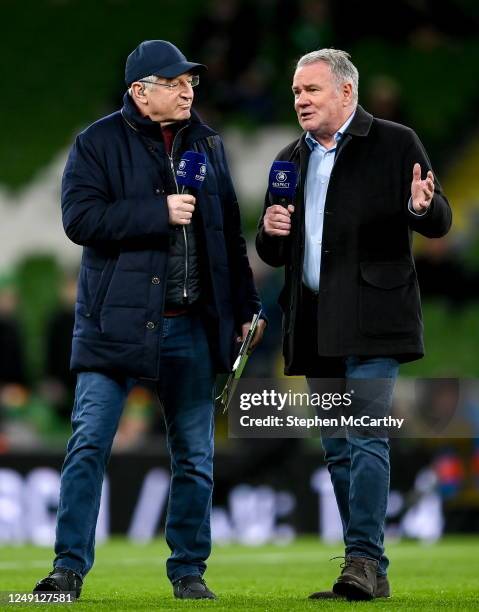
[302,110,428,292]
[302,111,355,291]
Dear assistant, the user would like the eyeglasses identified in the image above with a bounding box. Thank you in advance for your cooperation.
[139,75,200,90]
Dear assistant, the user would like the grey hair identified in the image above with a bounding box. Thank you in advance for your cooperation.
[296,49,359,103]
[128,74,160,96]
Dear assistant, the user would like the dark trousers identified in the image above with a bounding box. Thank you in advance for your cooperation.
[54,314,215,583]
[301,286,399,576]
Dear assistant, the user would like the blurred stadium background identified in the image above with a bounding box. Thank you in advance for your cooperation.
[1,0,479,552]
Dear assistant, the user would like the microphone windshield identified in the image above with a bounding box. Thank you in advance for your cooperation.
[176,151,207,190]
[268,161,298,199]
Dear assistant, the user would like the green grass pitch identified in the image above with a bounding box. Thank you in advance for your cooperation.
[1,537,478,610]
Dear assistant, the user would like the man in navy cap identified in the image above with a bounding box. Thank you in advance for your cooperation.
[34,40,265,600]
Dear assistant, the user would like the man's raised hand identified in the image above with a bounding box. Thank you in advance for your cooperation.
[411,163,434,213]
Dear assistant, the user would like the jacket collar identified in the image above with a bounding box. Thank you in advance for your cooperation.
[289,105,373,199]
[120,92,217,142]
[343,105,373,137]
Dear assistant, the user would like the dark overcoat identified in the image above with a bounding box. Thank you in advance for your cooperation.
[256,106,452,374]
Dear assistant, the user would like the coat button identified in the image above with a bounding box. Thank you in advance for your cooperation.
[151,276,160,284]
[146,321,155,330]
[154,188,161,195]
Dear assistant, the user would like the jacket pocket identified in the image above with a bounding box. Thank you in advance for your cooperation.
[87,259,116,318]
[359,262,419,337]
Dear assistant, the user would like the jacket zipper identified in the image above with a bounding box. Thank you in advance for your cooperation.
[168,125,189,301]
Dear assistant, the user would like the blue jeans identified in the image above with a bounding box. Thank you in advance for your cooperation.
[54,314,215,583]
[309,356,399,576]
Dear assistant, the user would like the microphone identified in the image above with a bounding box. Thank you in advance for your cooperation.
[268,160,298,207]
[176,150,208,195]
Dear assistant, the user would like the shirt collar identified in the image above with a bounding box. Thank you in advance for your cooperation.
[305,108,357,151]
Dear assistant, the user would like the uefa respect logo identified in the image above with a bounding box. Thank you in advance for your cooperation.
[176,158,206,182]
[177,159,187,178]
[272,170,291,190]
[196,163,206,182]
[195,164,206,183]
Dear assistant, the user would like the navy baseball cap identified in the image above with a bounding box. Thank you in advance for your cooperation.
[125,40,206,86]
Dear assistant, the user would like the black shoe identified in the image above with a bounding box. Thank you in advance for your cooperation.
[173,575,216,600]
[332,556,378,601]
[33,567,83,599]
[309,574,390,599]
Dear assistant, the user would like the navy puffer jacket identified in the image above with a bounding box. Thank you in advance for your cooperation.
[62,93,261,378]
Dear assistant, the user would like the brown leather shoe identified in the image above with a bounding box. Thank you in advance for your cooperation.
[332,556,379,600]
[309,574,390,599]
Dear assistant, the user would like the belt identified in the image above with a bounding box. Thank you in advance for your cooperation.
[163,307,189,317]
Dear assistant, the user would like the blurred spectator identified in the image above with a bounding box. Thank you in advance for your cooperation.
[187,0,261,122]
[187,37,234,125]
[365,75,407,124]
[415,378,460,433]
[234,61,277,124]
[41,271,77,422]
[289,0,333,56]
[472,441,479,489]
[268,0,332,88]
[188,0,260,75]
[415,237,479,308]
[331,0,478,47]
[330,0,418,45]
[0,274,35,449]
[0,274,27,386]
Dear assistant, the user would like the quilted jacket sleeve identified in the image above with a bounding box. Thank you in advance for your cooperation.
[61,133,171,248]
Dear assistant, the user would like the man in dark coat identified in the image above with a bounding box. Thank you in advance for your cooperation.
[256,49,451,601]
[34,40,265,601]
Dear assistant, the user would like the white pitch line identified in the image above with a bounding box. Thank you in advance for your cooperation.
[0,551,326,571]
[0,560,49,570]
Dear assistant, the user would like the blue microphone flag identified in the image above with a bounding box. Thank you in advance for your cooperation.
[176,151,207,190]
[268,161,298,199]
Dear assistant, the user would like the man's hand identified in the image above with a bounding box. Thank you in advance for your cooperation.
[167,194,196,225]
[237,319,267,352]
[263,204,295,236]
[411,163,434,213]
